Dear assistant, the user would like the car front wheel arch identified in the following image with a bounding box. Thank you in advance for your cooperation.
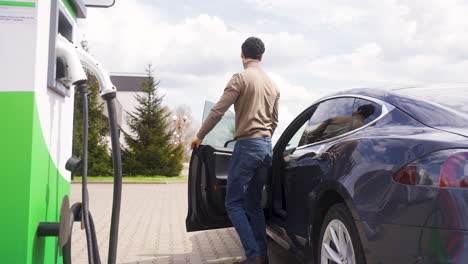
[307,189,367,264]
[317,203,366,264]
[307,190,345,262]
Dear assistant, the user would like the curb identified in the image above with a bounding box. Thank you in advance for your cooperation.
[71,180,187,185]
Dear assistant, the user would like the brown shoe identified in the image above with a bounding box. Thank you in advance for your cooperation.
[233,256,263,264]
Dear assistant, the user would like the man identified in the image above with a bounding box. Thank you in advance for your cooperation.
[191,37,280,264]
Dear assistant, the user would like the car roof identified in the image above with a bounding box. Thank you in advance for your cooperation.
[322,84,468,101]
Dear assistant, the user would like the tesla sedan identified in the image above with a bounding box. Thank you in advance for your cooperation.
[186,87,468,264]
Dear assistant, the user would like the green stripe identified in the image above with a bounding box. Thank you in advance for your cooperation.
[62,0,77,19]
[0,92,69,263]
[0,1,36,7]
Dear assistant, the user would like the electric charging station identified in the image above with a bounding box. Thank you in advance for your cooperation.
[0,1,120,263]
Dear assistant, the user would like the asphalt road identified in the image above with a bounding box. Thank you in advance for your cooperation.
[71,183,300,264]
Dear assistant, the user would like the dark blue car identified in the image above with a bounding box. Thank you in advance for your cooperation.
[186,87,468,264]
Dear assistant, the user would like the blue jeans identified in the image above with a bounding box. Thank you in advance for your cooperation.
[225,136,272,258]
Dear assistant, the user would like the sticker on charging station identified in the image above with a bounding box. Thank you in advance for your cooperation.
[0,1,36,24]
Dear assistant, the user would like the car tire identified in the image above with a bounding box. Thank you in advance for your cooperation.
[317,203,366,264]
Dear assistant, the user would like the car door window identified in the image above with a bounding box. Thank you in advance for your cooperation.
[201,101,236,149]
[298,98,355,147]
[286,123,307,151]
[352,98,382,126]
[282,108,315,162]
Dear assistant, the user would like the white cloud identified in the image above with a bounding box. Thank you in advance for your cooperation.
[306,43,387,83]
[267,72,320,140]
[79,0,468,141]
[242,0,369,27]
[244,0,468,77]
[78,0,315,130]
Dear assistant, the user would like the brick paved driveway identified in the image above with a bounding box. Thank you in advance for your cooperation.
[71,183,300,264]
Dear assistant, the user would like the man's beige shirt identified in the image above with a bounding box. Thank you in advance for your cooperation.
[197,59,280,141]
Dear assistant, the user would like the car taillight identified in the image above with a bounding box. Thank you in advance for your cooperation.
[394,149,468,188]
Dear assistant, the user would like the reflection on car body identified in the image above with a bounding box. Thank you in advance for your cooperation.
[186,87,468,264]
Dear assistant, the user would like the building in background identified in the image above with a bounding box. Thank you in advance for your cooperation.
[107,73,146,146]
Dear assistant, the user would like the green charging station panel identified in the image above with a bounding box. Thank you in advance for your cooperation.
[0,0,82,263]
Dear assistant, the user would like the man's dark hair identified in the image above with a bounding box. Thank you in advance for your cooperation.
[357,104,376,119]
[241,37,265,60]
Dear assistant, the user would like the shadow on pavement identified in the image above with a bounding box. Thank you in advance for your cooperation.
[120,232,301,264]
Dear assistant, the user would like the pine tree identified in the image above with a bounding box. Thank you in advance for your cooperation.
[72,73,113,176]
[122,65,184,176]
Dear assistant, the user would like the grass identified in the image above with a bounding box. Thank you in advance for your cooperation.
[73,175,188,182]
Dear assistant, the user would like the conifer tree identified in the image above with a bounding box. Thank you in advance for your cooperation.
[72,73,113,176]
[122,65,184,176]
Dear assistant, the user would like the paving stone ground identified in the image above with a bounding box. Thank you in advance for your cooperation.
[71,183,300,264]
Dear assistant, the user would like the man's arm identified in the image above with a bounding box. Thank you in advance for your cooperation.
[271,93,280,135]
[193,74,242,147]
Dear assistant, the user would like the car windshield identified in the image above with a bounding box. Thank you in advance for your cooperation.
[395,87,468,115]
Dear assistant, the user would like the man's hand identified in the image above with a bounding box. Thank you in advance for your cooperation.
[191,137,203,150]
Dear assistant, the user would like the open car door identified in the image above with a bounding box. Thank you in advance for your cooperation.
[186,145,233,231]
[186,101,236,232]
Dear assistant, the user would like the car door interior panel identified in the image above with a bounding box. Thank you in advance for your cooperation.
[213,151,230,181]
[186,145,233,231]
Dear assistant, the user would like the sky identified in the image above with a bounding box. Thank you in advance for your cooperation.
[78,0,468,140]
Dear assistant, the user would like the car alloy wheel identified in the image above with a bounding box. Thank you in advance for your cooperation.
[317,203,365,264]
[321,219,355,264]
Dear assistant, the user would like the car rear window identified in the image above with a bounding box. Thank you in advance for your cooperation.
[353,98,382,125]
